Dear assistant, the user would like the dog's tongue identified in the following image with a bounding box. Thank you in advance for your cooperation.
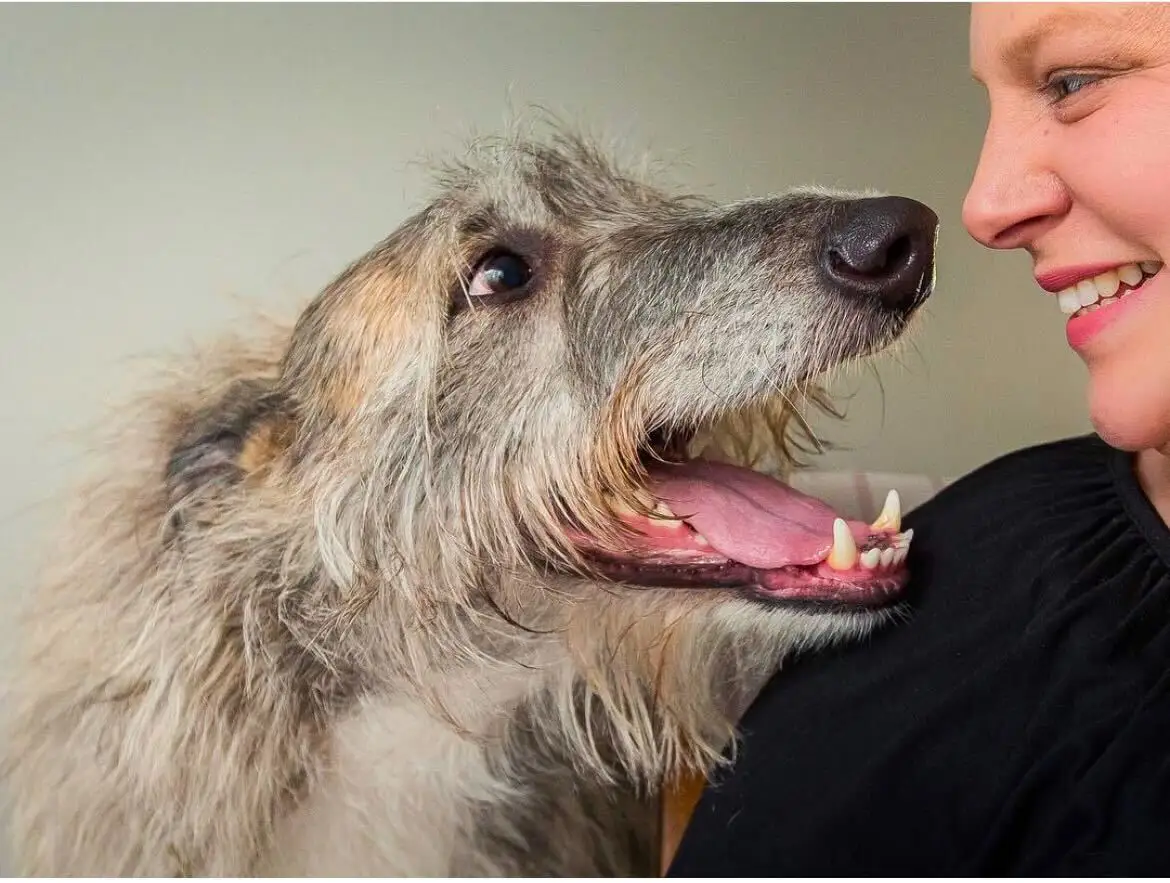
[648,460,862,569]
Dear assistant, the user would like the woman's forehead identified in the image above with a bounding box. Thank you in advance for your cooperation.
[969,3,1168,81]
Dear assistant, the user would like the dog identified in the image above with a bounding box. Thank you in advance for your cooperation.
[2,125,937,876]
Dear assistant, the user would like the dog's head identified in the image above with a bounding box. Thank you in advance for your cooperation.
[165,127,936,766]
[264,129,933,607]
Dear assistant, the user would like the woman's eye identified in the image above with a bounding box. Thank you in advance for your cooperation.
[1045,71,1103,103]
[468,250,532,299]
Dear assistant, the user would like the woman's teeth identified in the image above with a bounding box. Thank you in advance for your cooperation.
[1057,261,1162,316]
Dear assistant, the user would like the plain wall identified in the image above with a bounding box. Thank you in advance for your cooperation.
[0,2,1091,869]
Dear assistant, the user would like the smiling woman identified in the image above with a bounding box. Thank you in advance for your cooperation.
[666,3,1170,875]
[964,2,1170,461]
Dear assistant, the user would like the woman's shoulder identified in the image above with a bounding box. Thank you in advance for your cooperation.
[910,432,1117,523]
[957,431,1112,478]
[670,431,1170,877]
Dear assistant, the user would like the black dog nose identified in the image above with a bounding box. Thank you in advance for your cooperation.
[821,196,938,311]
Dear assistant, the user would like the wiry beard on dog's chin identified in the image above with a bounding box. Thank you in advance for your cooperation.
[489,576,891,789]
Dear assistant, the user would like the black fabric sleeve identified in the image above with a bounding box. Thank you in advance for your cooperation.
[668,435,1170,876]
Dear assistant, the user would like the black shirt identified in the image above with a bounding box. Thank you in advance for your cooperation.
[669,435,1170,876]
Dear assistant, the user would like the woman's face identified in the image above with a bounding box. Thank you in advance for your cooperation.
[964,3,1170,453]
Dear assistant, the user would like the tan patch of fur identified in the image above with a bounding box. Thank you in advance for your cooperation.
[238,418,293,476]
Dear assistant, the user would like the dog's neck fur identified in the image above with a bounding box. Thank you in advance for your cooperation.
[256,659,664,876]
[253,579,810,876]
[232,556,790,877]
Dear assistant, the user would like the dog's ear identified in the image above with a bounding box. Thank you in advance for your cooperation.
[165,378,292,510]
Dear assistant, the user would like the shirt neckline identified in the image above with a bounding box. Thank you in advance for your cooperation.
[1108,438,1170,574]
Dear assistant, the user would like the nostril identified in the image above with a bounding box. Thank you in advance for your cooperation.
[829,232,914,280]
[883,235,913,274]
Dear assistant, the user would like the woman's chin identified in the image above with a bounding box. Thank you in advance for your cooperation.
[1087,367,1170,454]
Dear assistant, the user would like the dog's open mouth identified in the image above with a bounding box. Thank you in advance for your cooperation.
[566,425,912,609]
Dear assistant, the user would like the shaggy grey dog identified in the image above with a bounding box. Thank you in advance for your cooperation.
[3,126,936,876]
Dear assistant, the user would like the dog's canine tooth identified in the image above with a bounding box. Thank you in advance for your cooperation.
[827,517,859,570]
[870,489,902,532]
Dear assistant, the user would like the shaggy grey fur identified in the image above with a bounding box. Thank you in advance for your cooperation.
[3,124,932,876]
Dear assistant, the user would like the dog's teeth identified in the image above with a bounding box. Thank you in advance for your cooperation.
[870,489,902,532]
[860,548,881,570]
[648,503,684,529]
[827,518,858,571]
[894,547,908,566]
[896,528,914,549]
[879,547,895,568]
[693,532,710,548]
[607,489,660,516]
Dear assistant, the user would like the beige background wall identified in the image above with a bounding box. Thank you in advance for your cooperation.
[0,3,1089,866]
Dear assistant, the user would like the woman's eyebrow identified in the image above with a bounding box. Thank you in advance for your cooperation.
[968,9,1083,85]
[1003,5,1160,74]
[972,6,1149,86]
[998,8,1092,72]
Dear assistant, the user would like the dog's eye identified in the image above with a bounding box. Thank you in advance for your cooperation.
[467,250,532,301]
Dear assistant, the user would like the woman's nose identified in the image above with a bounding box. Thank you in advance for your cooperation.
[962,119,1070,250]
